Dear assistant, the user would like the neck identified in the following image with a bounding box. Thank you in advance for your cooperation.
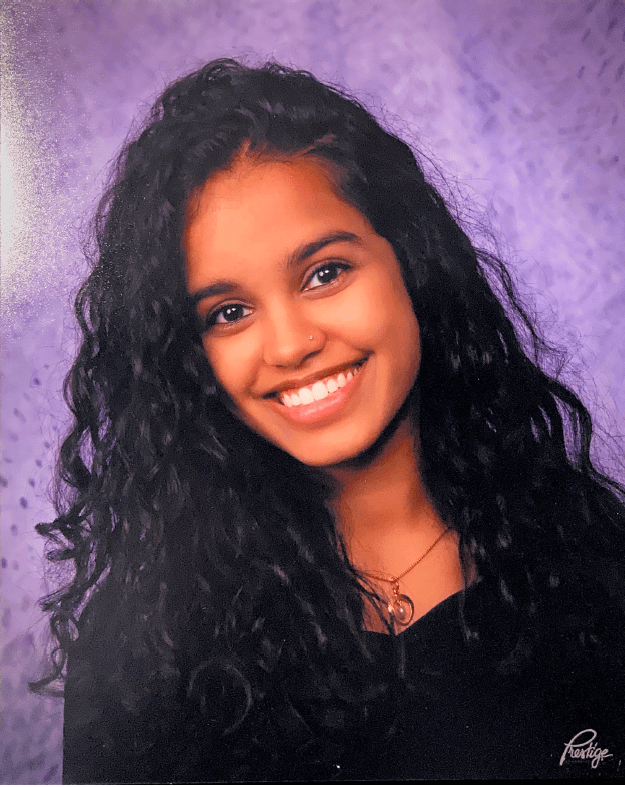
[325,416,472,631]
[326,417,445,573]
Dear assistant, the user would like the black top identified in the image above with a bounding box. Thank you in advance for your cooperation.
[63,578,624,782]
[361,583,623,781]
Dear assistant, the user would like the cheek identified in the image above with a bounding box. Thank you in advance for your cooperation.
[203,339,253,401]
[377,283,421,383]
[363,277,419,350]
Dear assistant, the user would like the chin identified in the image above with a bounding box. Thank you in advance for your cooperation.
[294,400,416,470]
[295,443,374,469]
[279,418,410,470]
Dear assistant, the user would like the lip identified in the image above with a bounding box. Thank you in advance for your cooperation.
[268,359,367,426]
[264,359,366,399]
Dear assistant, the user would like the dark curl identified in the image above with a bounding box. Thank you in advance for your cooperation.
[34,59,625,779]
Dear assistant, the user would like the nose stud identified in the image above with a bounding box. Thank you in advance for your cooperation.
[309,335,314,340]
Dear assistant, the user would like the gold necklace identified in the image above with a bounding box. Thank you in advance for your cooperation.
[361,527,451,627]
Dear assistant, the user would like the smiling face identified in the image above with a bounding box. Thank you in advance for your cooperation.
[184,155,421,467]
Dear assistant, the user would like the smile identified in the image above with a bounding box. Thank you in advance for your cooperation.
[280,363,363,407]
[268,360,367,427]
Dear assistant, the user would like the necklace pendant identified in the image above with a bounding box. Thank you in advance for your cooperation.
[388,594,414,627]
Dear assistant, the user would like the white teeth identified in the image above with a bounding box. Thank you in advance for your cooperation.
[312,381,328,400]
[299,387,314,405]
[279,363,363,407]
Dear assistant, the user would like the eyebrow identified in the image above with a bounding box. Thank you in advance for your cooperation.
[189,230,361,307]
[286,230,361,268]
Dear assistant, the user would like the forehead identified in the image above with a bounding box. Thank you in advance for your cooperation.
[183,156,374,286]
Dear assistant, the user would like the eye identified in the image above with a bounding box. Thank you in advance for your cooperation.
[205,303,252,329]
[305,262,350,290]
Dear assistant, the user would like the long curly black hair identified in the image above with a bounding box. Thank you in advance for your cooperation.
[35,59,625,779]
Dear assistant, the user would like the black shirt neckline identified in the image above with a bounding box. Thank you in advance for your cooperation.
[363,578,485,641]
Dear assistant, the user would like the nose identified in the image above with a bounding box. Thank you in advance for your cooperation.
[262,301,325,368]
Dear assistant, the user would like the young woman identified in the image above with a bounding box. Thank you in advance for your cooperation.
[35,59,624,781]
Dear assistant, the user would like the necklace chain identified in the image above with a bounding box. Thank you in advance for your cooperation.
[360,527,452,628]
[361,527,451,585]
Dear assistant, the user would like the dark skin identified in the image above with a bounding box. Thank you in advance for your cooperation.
[330,416,471,632]
[185,155,472,633]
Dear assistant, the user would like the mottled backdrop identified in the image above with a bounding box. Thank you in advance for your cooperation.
[1,0,624,782]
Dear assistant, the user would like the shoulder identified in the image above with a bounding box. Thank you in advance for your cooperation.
[63,579,133,783]
[63,577,189,783]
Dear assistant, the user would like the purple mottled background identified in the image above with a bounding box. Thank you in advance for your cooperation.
[1,0,624,782]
